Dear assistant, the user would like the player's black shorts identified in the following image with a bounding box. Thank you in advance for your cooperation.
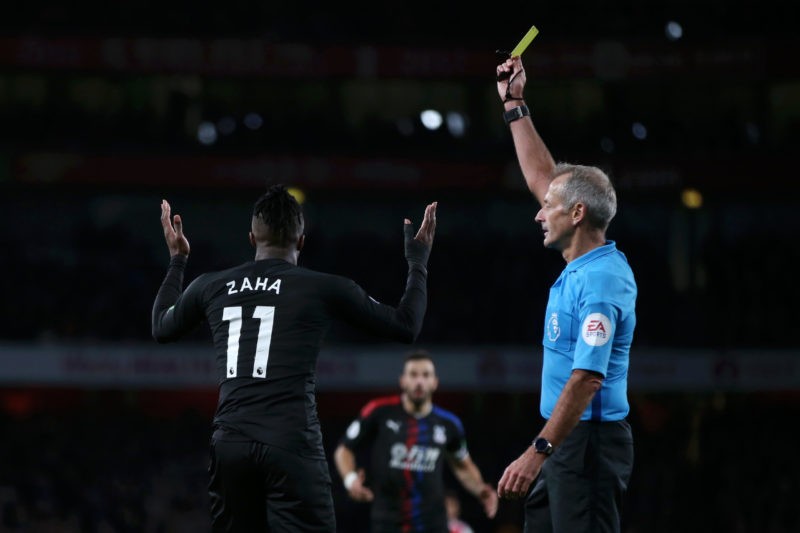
[208,431,336,532]
[524,419,634,533]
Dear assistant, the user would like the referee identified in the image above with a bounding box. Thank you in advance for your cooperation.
[495,56,637,533]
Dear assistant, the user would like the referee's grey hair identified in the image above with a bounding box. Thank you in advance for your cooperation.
[552,163,617,230]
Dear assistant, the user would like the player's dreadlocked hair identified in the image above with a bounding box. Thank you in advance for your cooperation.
[251,184,304,247]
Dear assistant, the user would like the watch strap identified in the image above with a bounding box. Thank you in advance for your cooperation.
[503,105,530,125]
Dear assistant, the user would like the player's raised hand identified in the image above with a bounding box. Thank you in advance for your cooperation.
[160,199,190,257]
[413,201,437,246]
[403,201,437,266]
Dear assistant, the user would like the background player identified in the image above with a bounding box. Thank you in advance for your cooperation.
[334,350,497,532]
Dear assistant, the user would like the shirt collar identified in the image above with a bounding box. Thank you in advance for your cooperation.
[566,240,617,272]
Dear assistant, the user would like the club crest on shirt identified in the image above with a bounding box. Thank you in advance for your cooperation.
[433,425,446,444]
[547,312,560,342]
[581,313,612,346]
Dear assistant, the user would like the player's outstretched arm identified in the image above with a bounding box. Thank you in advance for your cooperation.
[330,201,437,343]
[152,200,203,343]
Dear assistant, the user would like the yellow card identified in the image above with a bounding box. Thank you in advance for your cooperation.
[510,25,540,57]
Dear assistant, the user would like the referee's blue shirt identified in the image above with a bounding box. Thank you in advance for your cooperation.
[540,240,637,422]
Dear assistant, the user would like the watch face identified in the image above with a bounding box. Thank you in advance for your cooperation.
[534,437,551,453]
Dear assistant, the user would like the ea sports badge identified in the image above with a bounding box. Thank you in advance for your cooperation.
[581,313,611,346]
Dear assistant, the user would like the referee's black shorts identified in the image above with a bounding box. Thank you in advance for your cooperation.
[524,419,634,533]
[208,432,336,532]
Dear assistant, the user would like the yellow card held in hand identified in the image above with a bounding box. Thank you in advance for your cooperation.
[510,25,539,57]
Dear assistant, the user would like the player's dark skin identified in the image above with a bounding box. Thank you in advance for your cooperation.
[160,199,438,263]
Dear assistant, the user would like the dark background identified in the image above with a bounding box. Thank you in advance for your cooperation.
[1,1,799,532]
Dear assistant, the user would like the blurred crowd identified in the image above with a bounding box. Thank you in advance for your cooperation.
[0,186,794,349]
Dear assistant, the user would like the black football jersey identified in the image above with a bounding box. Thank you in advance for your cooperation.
[152,256,427,457]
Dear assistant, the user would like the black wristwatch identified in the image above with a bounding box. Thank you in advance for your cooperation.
[503,104,530,125]
[532,436,554,456]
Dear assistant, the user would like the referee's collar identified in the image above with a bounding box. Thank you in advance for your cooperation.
[566,240,617,272]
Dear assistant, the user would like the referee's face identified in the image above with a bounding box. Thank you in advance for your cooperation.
[400,359,438,407]
[536,175,573,251]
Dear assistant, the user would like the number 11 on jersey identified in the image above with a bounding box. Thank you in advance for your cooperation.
[222,306,275,378]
